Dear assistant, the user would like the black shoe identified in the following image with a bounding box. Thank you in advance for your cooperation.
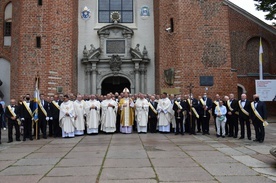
[16,139,21,141]
[239,137,244,139]
[23,138,26,141]
[228,135,233,137]
[253,139,259,142]
[181,133,184,135]
[8,140,13,143]
[43,136,47,139]
[29,138,33,141]
[248,137,252,140]
[259,140,264,143]
[216,134,220,138]
[233,136,237,138]
[197,130,201,133]
[175,133,179,135]
[222,136,225,138]
[207,132,210,135]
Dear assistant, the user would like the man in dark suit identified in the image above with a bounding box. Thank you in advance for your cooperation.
[238,94,251,140]
[50,94,62,137]
[199,93,213,135]
[226,94,239,138]
[250,94,267,143]
[187,94,199,135]
[173,95,185,135]
[19,94,34,141]
[148,95,158,133]
[37,94,49,139]
[5,99,20,143]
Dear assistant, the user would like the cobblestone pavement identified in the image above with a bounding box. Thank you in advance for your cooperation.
[0,123,275,183]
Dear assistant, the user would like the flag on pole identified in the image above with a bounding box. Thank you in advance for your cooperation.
[33,77,40,123]
[259,37,263,80]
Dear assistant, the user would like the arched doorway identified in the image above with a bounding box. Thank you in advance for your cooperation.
[101,76,130,95]
[0,58,11,102]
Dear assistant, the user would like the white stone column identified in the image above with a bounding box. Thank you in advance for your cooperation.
[85,64,91,94]
[91,62,97,94]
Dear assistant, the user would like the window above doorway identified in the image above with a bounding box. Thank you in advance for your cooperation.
[98,0,133,23]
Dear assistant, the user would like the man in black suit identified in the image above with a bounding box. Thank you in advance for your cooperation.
[250,94,267,143]
[19,94,34,141]
[5,99,20,143]
[199,93,213,135]
[148,95,158,133]
[238,94,251,140]
[226,94,239,138]
[50,94,62,137]
[173,95,185,135]
[187,94,199,135]
[37,94,49,139]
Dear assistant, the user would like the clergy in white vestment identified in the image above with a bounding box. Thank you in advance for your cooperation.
[157,92,173,132]
[73,94,86,135]
[85,95,101,134]
[118,88,135,134]
[100,94,118,133]
[135,93,149,133]
[59,95,75,138]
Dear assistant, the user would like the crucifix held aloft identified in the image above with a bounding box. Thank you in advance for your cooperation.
[187,83,194,98]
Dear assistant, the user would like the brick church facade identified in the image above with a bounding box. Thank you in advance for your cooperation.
[0,0,275,108]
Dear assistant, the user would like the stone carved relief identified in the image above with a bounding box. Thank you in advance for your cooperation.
[109,55,122,71]
[164,68,175,85]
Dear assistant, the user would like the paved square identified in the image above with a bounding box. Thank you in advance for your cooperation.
[0,123,275,183]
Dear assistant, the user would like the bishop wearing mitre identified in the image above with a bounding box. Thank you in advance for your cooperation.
[119,88,135,134]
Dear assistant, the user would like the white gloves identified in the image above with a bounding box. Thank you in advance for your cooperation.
[21,118,25,121]
[46,117,49,121]
[50,117,53,120]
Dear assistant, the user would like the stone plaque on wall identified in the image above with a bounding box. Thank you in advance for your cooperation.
[200,76,214,86]
[106,40,125,54]
[161,88,180,95]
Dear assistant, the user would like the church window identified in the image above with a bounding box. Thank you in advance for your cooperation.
[4,2,12,46]
[36,36,41,48]
[98,0,133,23]
[38,0,43,6]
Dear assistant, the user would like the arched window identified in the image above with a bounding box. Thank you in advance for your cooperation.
[98,0,133,23]
[4,2,12,46]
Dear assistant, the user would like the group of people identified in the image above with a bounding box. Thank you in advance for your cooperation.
[0,87,268,144]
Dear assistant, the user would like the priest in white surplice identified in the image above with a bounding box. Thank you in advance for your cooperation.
[73,94,86,135]
[100,94,118,133]
[85,95,101,134]
[59,95,75,138]
[157,92,173,132]
[135,93,149,133]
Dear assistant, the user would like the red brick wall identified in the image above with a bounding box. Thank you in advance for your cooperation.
[2,0,78,100]
[154,0,237,99]
[228,6,276,115]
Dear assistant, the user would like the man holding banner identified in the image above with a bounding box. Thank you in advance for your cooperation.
[250,94,268,143]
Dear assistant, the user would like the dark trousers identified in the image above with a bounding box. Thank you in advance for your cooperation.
[175,117,184,134]
[8,120,20,141]
[197,116,202,132]
[187,115,196,134]
[202,114,210,133]
[185,117,190,133]
[53,118,62,137]
[239,117,251,138]
[23,118,33,139]
[48,119,53,136]
[39,119,47,138]
[253,119,265,141]
[116,114,120,133]
[229,115,238,137]
[149,117,157,133]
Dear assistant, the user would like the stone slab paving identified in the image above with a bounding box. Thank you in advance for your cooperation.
[0,123,275,182]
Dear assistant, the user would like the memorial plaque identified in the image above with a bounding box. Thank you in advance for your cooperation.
[161,88,181,94]
[106,40,125,54]
[200,76,214,86]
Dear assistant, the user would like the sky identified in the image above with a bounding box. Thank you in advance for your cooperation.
[229,0,275,25]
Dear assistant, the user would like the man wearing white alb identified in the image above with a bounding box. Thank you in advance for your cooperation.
[59,95,75,138]
[85,95,101,134]
[157,92,173,132]
[135,93,149,133]
[215,100,227,138]
[100,94,118,133]
[73,95,86,135]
